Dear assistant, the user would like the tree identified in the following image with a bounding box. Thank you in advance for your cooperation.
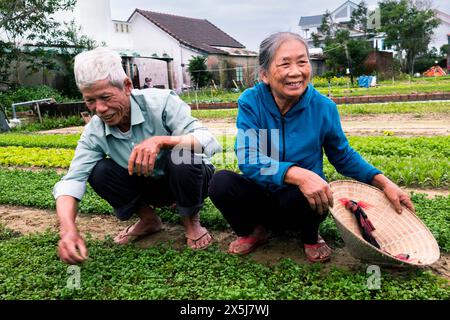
[414,46,447,73]
[349,1,375,35]
[311,2,372,85]
[51,20,101,97]
[188,55,212,88]
[379,0,440,75]
[0,0,76,85]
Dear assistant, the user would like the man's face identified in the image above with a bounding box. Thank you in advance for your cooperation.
[81,79,133,130]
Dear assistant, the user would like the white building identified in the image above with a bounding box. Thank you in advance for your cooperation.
[297,0,450,52]
[54,0,257,91]
[431,10,450,50]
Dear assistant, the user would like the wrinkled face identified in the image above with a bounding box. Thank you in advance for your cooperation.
[261,39,311,107]
[81,78,133,130]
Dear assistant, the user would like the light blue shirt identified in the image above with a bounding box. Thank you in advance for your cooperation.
[53,88,222,201]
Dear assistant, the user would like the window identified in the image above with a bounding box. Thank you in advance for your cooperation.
[115,22,130,33]
[236,66,244,83]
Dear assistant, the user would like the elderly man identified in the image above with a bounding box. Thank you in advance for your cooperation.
[53,47,221,264]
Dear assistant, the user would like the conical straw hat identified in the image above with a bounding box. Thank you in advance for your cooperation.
[329,180,440,266]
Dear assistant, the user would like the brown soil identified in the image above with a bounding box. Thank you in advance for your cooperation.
[204,113,450,137]
[1,204,448,279]
[36,113,450,137]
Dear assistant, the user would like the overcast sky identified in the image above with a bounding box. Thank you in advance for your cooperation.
[109,0,450,51]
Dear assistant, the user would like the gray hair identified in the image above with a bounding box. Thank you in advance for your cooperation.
[74,47,127,90]
[259,32,310,72]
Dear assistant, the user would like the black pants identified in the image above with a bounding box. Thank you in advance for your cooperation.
[88,151,214,221]
[208,170,328,244]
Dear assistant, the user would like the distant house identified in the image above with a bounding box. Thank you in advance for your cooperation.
[127,9,258,90]
[298,1,450,53]
[14,0,257,91]
[297,1,368,46]
[432,10,450,50]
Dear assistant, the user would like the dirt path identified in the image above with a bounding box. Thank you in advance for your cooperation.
[37,113,450,137]
[0,204,448,279]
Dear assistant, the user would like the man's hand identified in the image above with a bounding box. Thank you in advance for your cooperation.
[128,137,164,176]
[372,174,415,214]
[285,167,334,215]
[58,231,88,265]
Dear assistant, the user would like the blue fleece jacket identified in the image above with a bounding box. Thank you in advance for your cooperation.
[235,82,381,191]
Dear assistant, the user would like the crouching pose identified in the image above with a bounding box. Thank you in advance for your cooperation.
[209,32,414,262]
[54,47,221,264]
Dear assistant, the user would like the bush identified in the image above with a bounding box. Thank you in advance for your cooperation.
[11,115,84,132]
[0,86,69,117]
[312,76,350,88]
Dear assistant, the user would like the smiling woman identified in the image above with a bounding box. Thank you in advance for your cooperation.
[260,36,311,115]
[209,31,414,263]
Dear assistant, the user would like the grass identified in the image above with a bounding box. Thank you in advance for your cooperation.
[189,101,450,120]
[0,231,448,300]
[180,81,450,104]
[0,133,80,149]
[0,168,448,251]
[0,136,448,186]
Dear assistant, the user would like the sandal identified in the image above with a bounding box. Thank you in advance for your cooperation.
[114,222,162,245]
[304,240,332,263]
[186,231,214,250]
[228,235,269,255]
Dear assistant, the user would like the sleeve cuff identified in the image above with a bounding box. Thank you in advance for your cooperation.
[278,162,298,186]
[188,130,222,158]
[52,180,87,201]
[366,168,383,185]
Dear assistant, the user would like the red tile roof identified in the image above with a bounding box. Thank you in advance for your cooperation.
[131,9,245,54]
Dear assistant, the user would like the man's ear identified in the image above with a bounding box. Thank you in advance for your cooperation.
[260,70,269,85]
[123,78,133,95]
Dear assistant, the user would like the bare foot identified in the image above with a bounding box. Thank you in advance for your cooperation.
[182,213,213,250]
[114,206,162,244]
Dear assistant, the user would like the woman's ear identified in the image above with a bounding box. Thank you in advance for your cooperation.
[260,70,269,85]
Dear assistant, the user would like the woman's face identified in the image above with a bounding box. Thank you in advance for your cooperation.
[261,39,311,106]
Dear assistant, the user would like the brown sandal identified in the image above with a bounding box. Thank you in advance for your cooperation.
[114,222,162,245]
[186,231,214,250]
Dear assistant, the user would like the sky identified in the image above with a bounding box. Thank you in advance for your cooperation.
[109,0,450,52]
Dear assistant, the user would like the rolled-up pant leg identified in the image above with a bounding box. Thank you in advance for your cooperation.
[88,150,214,221]
[166,150,215,217]
[87,158,174,221]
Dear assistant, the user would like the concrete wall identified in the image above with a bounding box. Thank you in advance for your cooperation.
[207,55,258,88]
[133,57,169,89]
[128,13,204,91]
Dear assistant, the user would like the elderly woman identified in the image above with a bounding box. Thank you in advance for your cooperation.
[209,32,414,262]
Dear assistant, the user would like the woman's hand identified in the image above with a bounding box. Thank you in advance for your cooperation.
[372,174,415,214]
[285,166,334,215]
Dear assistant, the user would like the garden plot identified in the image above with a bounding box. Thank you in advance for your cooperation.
[35,113,450,137]
[0,204,449,282]
[0,103,449,300]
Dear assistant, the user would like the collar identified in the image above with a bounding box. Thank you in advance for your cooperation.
[105,94,145,136]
